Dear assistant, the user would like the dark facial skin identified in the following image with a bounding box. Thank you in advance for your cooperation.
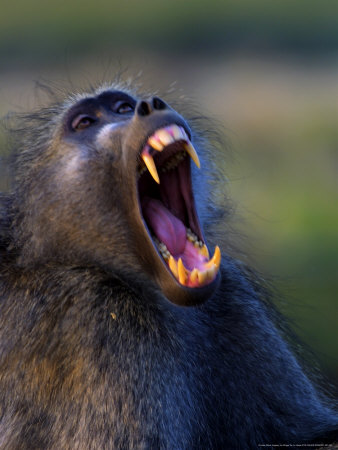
[18,90,220,306]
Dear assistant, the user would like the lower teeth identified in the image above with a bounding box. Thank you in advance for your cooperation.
[152,233,220,287]
[154,228,204,259]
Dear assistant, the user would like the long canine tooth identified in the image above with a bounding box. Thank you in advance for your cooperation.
[169,256,178,278]
[184,142,201,169]
[206,245,221,269]
[213,245,221,268]
[141,152,160,184]
[178,258,187,285]
[148,136,164,151]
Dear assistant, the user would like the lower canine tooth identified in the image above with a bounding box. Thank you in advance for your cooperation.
[184,142,201,169]
[206,245,221,269]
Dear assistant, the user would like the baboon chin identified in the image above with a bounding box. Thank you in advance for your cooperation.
[0,81,337,449]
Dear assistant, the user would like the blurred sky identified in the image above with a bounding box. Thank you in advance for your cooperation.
[0,0,337,389]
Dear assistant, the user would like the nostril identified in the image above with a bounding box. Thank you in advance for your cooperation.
[152,97,166,110]
[137,101,151,116]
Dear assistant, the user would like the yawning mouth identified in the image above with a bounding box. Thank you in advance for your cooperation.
[137,124,221,288]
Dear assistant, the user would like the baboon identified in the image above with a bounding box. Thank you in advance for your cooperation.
[0,82,337,449]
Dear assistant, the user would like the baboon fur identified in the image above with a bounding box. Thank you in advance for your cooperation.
[0,80,337,449]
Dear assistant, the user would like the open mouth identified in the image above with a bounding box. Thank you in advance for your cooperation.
[137,124,221,288]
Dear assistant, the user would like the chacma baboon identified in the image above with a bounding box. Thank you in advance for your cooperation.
[0,81,337,449]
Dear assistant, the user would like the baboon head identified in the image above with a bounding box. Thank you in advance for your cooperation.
[11,86,221,306]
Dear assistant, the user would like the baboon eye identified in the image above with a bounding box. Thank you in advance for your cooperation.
[71,114,96,131]
[115,101,134,114]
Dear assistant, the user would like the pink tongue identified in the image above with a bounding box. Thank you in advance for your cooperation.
[142,197,187,256]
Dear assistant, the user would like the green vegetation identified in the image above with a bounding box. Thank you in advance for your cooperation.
[1,0,338,67]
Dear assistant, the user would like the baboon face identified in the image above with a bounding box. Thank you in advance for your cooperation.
[22,89,221,306]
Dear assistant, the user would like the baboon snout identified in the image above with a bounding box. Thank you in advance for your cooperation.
[136,97,167,116]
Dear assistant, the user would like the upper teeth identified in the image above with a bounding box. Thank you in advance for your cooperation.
[148,125,188,150]
[139,124,200,183]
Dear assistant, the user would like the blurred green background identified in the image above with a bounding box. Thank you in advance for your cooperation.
[0,0,337,390]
